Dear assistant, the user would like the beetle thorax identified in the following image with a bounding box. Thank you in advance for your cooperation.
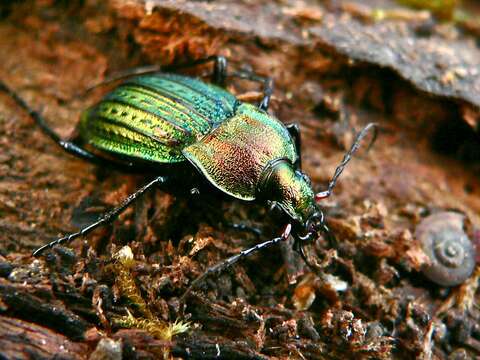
[258,159,316,224]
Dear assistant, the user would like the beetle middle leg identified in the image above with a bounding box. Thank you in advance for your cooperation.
[81,56,274,110]
[32,175,168,256]
[286,123,302,169]
[223,222,263,237]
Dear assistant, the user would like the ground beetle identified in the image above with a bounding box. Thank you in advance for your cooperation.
[0,56,376,299]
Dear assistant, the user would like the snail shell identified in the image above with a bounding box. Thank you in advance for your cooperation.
[415,212,475,287]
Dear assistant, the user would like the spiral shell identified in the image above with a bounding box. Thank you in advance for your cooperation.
[415,212,475,287]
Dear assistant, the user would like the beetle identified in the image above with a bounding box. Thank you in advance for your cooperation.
[0,56,376,298]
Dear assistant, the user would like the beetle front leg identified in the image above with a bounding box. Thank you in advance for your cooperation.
[180,224,292,306]
[32,175,169,256]
[293,239,314,271]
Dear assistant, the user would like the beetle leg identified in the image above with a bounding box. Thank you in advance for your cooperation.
[231,70,274,111]
[320,223,337,247]
[180,224,292,306]
[223,222,263,237]
[0,81,139,168]
[286,123,302,169]
[258,77,274,111]
[32,175,168,256]
[81,55,228,96]
[210,56,227,86]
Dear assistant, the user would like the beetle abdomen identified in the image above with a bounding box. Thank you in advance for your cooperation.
[79,73,238,163]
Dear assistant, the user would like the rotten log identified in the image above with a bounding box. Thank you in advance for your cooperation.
[1,1,480,359]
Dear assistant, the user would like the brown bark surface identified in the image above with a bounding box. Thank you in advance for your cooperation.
[1,1,480,359]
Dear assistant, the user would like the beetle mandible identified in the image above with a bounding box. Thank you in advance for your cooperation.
[0,56,376,298]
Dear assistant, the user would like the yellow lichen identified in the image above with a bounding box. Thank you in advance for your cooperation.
[112,246,190,346]
[113,245,152,319]
[113,309,190,340]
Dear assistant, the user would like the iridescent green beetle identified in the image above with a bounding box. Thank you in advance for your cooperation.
[1,56,375,296]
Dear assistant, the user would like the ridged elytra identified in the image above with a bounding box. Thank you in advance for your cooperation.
[0,56,377,302]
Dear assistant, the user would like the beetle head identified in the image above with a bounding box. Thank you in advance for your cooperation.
[259,159,318,229]
[259,123,378,253]
[258,158,335,252]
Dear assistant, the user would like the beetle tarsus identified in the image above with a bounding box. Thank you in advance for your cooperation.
[32,175,168,257]
[259,77,274,111]
[0,80,60,143]
[294,210,337,271]
[294,241,317,273]
[212,55,227,86]
[320,223,336,247]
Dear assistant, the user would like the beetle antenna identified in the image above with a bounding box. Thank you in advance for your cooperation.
[180,224,292,307]
[315,122,378,201]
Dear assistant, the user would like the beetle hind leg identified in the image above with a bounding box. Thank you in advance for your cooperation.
[81,55,229,96]
[231,69,274,111]
[0,80,136,167]
[78,55,272,110]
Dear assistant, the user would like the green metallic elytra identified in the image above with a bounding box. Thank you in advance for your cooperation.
[79,74,238,163]
[79,73,315,223]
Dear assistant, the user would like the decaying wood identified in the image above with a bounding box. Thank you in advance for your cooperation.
[0,316,88,360]
[0,0,479,359]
